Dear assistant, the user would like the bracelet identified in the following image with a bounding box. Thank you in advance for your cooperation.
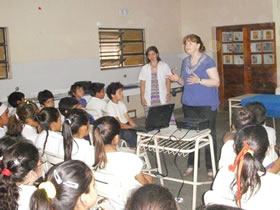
[199,78,202,85]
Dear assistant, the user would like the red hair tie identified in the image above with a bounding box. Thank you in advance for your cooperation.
[228,141,254,207]
[1,168,11,177]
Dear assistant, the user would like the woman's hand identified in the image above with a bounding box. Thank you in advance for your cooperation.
[168,73,179,82]
[187,73,200,84]
[141,97,147,106]
[166,94,171,103]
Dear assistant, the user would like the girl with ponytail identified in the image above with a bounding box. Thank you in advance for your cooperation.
[204,125,280,210]
[30,160,97,210]
[0,141,42,210]
[93,116,152,209]
[59,108,95,166]
[35,107,62,155]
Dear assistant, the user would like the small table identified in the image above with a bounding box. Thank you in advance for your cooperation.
[228,94,259,129]
[136,125,216,210]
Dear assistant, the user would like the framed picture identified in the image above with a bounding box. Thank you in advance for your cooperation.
[263,42,274,52]
[263,29,273,40]
[250,42,262,52]
[223,55,233,64]
[233,32,243,41]
[251,54,262,65]
[233,43,243,53]
[234,55,244,65]
[264,54,274,64]
[250,30,262,40]
[222,32,232,42]
[222,44,233,53]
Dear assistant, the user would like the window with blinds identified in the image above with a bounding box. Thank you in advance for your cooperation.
[0,28,8,79]
[99,28,145,70]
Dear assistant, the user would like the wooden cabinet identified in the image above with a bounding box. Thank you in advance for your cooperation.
[216,23,277,109]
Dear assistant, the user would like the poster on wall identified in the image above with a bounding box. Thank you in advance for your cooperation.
[222,44,233,53]
[223,55,233,64]
[263,42,274,52]
[251,42,262,52]
[263,54,274,64]
[222,32,232,42]
[233,43,243,53]
[251,54,262,65]
[234,55,244,65]
[263,30,273,40]
[233,32,243,41]
[250,30,262,40]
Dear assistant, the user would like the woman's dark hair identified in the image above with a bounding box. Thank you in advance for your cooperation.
[245,102,266,125]
[145,46,161,63]
[231,124,268,205]
[0,136,18,157]
[106,82,124,100]
[90,82,105,97]
[8,92,25,108]
[93,116,120,170]
[68,84,83,97]
[30,160,93,210]
[0,141,40,210]
[58,97,78,117]
[183,34,206,52]
[62,109,89,161]
[16,100,39,123]
[232,107,256,130]
[37,90,54,105]
[200,204,243,210]
[126,184,178,210]
[36,107,60,156]
[6,115,24,137]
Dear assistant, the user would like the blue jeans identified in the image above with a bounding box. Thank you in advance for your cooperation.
[120,129,137,148]
[182,105,217,171]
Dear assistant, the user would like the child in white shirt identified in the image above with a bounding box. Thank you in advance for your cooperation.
[86,82,107,119]
[0,102,10,138]
[105,82,137,148]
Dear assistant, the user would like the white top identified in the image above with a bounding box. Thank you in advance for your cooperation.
[264,125,278,161]
[86,97,107,119]
[218,139,274,169]
[22,124,38,143]
[18,184,37,210]
[97,152,143,209]
[105,100,128,124]
[204,167,280,210]
[0,126,7,138]
[138,61,172,106]
[58,138,95,166]
[35,130,63,155]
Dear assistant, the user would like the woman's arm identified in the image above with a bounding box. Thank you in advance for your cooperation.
[135,172,153,184]
[165,78,171,102]
[168,73,184,86]
[187,67,220,88]
[140,80,147,106]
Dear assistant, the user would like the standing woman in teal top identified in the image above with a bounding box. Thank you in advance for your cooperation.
[169,34,220,179]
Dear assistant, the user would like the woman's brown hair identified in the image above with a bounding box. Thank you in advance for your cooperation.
[183,34,206,52]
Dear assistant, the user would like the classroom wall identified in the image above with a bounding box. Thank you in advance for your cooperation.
[180,0,274,60]
[0,0,183,100]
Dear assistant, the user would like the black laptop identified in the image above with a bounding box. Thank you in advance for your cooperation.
[133,103,175,132]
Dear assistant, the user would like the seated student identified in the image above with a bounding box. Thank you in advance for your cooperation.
[245,102,278,164]
[86,82,107,119]
[7,91,25,115]
[0,102,10,138]
[37,90,55,108]
[69,83,87,107]
[204,125,280,210]
[35,107,63,155]
[105,82,137,148]
[199,204,243,210]
[15,101,39,143]
[30,160,97,210]
[0,141,43,210]
[93,116,152,209]
[126,184,178,210]
[58,97,94,125]
[59,108,95,166]
[219,107,256,169]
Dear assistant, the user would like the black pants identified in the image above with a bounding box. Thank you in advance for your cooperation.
[120,129,137,148]
[182,105,217,171]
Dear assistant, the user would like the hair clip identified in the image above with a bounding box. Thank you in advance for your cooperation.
[1,168,11,177]
[39,181,56,199]
[24,99,31,105]
[14,159,20,166]
[65,119,72,125]
[53,169,79,189]
[0,156,2,161]
[15,113,19,120]
[97,124,105,132]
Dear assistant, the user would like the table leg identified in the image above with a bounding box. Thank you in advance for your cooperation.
[154,137,164,186]
[229,99,232,131]
[208,134,216,176]
[192,137,200,210]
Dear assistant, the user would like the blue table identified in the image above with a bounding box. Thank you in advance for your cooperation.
[241,94,280,118]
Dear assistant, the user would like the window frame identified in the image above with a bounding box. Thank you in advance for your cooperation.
[99,28,145,70]
[0,27,9,79]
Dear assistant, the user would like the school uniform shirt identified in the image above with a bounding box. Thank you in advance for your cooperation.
[263,125,278,161]
[138,61,172,106]
[0,126,7,138]
[219,139,274,170]
[86,97,107,119]
[18,184,37,210]
[35,130,63,155]
[58,138,95,167]
[97,152,143,209]
[106,100,128,124]
[204,167,280,210]
[22,124,38,143]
